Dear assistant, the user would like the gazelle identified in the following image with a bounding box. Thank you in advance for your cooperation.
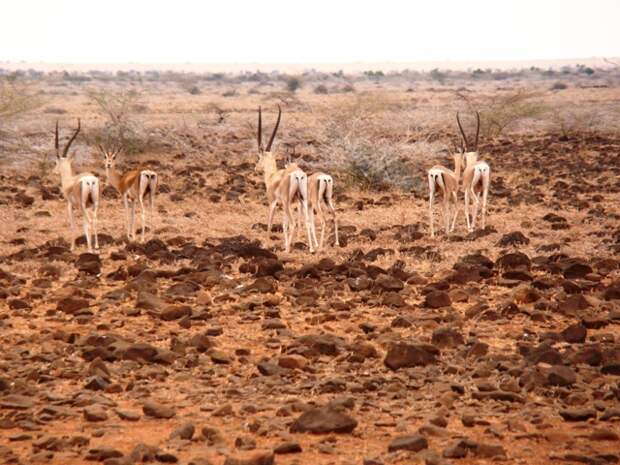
[307,172,339,250]
[53,119,100,252]
[254,105,314,253]
[427,148,463,237]
[289,169,339,250]
[456,111,491,232]
[97,145,158,242]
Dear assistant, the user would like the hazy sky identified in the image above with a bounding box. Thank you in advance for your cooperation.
[2,0,618,64]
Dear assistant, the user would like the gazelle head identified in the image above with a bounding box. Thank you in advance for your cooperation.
[254,105,281,173]
[97,144,123,177]
[456,111,481,166]
[53,119,81,174]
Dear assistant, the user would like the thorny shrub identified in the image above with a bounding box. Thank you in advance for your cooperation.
[314,93,448,193]
[86,88,148,153]
[456,89,546,138]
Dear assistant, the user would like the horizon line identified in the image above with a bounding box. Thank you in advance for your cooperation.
[1,57,618,73]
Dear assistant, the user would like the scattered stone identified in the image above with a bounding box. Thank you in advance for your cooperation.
[561,324,587,343]
[223,450,274,465]
[143,401,176,419]
[273,442,302,454]
[387,435,428,453]
[114,409,141,421]
[424,291,451,308]
[83,405,108,422]
[169,422,195,440]
[559,408,596,422]
[547,365,577,387]
[384,343,439,370]
[290,407,357,434]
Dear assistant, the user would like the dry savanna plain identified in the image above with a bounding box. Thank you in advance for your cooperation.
[0,64,620,465]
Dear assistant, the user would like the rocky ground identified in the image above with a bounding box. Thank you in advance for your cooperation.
[1,128,620,465]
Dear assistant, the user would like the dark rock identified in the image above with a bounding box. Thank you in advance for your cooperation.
[114,409,141,421]
[562,324,587,343]
[431,327,464,348]
[559,408,596,422]
[235,436,257,451]
[290,407,357,434]
[161,305,192,321]
[273,442,302,454]
[142,401,176,419]
[85,446,124,461]
[547,365,577,387]
[387,435,428,453]
[563,260,593,279]
[497,231,530,246]
[443,440,469,458]
[424,291,451,308]
[589,428,619,441]
[169,422,195,440]
[348,276,372,292]
[223,451,274,465]
[248,277,277,293]
[384,342,439,370]
[56,297,90,314]
[496,252,531,270]
[473,442,507,459]
[136,291,165,311]
[83,405,108,422]
[472,391,524,403]
[374,274,404,292]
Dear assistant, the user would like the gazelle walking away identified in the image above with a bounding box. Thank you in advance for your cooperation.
[97,145,158,242]
[53,119,100,252]
[292,171,339,250]
[427,149,463,237]
[456,111,491,232]
[254,105,314,253]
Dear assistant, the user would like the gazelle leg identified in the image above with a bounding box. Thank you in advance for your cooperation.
[139,197,146,242]
[303,200,314,253]
[130,201,136,241]
[481,178,489,229]
[428,192,435,238]
[450,191,459,232]
[282,210,290,253]
[81,207,92,253]
[325,181,338,247]
[288,202,301,245]
[464,189,471,232]
[442,195,450,234]
[428,175,436,238]
[67,201,77,251]
[332,211,339,247]
[123,194,131,239]
[311,209,320,249]
[317,202,326,250]
[92,206,99,250]
[149,192,155,235]
[267,200,277,234]
[471,191,480,230]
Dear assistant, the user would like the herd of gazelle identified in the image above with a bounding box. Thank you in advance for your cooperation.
[52,108,490,254]
[428,111,490,237]
[54,119,158,252]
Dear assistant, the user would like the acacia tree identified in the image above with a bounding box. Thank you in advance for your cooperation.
[87,88,145,152]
